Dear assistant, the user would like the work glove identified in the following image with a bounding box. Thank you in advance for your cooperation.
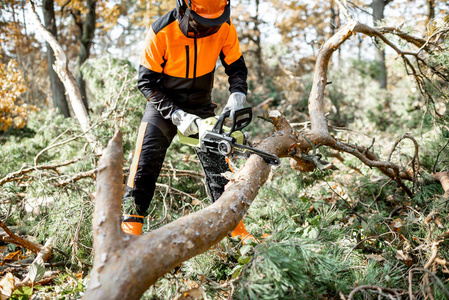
[171,109,200,136]
[222,92,246,115]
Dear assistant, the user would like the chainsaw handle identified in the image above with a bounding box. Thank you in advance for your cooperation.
[213,107,252,135]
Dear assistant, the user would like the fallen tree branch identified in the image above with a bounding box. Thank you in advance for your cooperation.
[0,157,84,186]
[82,18,446,298]
[83,121,297,299]
[0,221,45,255]
[155,183,201,202]
[378,27,430,50]
[348,284,404,299]
[55,169,97,187]
[433,139,449,173]
[293,20,424,197]
[408,267,449,300]
[34,121,100,166]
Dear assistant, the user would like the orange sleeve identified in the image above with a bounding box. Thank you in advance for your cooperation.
[139,27,165,73]
[221,21,243,65]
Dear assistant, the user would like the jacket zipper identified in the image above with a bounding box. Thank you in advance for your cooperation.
[185,38,197,103]
[193,36,197,81]
[185,45,189,78]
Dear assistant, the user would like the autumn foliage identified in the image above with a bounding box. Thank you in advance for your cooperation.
[0,58,35,132]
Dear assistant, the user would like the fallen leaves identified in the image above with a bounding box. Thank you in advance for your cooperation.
[0,250,27,266]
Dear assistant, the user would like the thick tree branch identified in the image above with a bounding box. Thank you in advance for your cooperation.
[378,27,429,50]
[308,21,358,139]
[83,123,297,299]
[300,21,418,196]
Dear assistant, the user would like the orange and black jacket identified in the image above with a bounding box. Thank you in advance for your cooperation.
[138,9,248,119]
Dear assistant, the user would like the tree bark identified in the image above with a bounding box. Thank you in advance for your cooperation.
[253,0,263,79]
[370,0,390,89]
[42,0,70,117]
[74,0,96,111]
[426,0,435,25]
[82,127,297,299]
[308,21,359,140]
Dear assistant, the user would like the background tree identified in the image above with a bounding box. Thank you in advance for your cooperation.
[371,0,393,89]
[58,0,97,111]
[235,0,265,80]
[42,0,70,117]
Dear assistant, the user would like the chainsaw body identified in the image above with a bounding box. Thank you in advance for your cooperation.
[178,107,280,165]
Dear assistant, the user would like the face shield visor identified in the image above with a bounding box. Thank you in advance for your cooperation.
[178,0,230,38]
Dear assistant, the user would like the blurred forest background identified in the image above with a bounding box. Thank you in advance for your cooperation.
[1,0,449,299]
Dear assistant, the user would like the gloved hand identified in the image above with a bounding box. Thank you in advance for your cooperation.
[171,109,200,136]
[222,92,246,115]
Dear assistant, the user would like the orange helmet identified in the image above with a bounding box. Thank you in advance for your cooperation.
[177,0,230,27]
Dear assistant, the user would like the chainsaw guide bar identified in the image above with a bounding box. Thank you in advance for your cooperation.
[178,107,281,166]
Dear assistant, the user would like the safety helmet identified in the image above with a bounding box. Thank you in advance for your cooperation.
[177,0,230,37]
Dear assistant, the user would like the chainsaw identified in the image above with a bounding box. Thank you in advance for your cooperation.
[178,107,281,166]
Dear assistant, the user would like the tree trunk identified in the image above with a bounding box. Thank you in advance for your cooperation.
[330,0,337,37]
[29,1,101,154]
[75,0,96,111]
[254,0,263,79]
[42,0,70,117]
[371,0,389,89]
[426,0,435,25]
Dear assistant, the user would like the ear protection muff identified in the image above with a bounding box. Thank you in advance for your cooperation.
[184,0,230,27]
[177,0,231,38]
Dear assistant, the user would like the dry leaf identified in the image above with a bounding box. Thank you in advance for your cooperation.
[425,211,444,228]
[261,233,271,239]
[0,273,16,300]
[181,286,205,299]
[392,218,403,232]
[366,254,385,262]
[191,199,202,206]
[424,211,436,224]
[396,250,413,267]
[1,250,26,266]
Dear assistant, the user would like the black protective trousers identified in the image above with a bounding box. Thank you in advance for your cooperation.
[124,102,231,216]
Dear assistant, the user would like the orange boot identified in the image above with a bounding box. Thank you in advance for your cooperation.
[231,220,255,244]
[121,215,144,235]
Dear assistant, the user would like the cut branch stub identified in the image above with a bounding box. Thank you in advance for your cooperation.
[287,143,316,172]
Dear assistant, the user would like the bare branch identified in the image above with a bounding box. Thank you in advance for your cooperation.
[0,158,83,186]
[348,284,404,299]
